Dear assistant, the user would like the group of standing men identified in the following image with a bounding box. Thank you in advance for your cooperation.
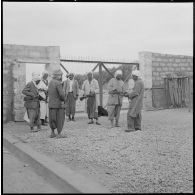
[22,67,144,138]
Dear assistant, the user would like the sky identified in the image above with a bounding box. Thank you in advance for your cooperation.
[3,2,193,75]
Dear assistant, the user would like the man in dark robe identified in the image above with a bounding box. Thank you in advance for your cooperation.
[48,69,66,138]
[124,70,144,132]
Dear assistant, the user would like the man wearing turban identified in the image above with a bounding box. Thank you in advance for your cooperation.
[63,73,79,121]
[82,71,101,125]
[22,72,41,132]
[107,70,125,128]
[48,69,66,138]
[37,71,49,126]
[124,70,144,132]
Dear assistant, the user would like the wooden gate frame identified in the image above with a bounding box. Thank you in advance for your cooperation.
[60,59,139,106]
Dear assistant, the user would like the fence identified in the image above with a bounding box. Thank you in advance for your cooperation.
[164,76,193,112]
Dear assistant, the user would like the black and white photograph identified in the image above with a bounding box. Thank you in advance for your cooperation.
[2,1,193,193]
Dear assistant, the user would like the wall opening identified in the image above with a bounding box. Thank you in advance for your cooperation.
[26,63,46,83]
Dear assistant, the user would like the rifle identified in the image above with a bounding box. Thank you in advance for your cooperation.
[79,92,105,101]
[109,89,129,97]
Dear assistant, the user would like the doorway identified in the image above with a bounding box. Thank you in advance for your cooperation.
[26,63,46,83]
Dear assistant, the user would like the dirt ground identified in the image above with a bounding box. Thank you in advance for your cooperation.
[3,147,60,193]
[3,108,193,193]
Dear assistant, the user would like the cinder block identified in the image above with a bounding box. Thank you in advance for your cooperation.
[175,59,181,63]
[168,58,174,62]
[152,62,159,67]
[155,58,162,62]
[182,63,189,67]
[156,67,162,71]
[28,51,41,58]
[152,72,159,76]
[181,67,186,70]
[162,67,168,71]
[162,58,169,62]
[169,67,175,71]
[160,62,165,66]
[181,59,187,62]
[187,67,192,71]
[187,58,193,63]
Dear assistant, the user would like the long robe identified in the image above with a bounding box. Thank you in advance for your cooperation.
[128,79,144,117]
[48,78,65,134]
[107,78,124,121]
[38,79,48,120]
[82,79,99,118]
[126,79,144,130]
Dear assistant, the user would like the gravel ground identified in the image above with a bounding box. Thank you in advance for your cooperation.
[4,108,193,193]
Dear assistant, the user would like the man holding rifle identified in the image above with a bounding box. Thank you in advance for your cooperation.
[107,70,125,128]
[82,72,101,125]
[124,70,144,132]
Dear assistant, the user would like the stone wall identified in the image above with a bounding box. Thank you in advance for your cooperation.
[139,51,193,109]
[3,44,60,122]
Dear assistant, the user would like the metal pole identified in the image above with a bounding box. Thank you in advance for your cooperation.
[99,63,103,106]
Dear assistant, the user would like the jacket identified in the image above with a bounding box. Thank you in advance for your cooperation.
[128,79,144,117]
[63,79,79,100]
[22,81,40,109]
[107,78,124,106]
[48,78,65,108]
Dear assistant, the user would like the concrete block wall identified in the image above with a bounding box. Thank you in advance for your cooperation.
[139,51,193,109]
[151,53,193,87]
[3,44,61,122]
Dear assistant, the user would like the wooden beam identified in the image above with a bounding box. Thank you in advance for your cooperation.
[60,63,69,74]
[60,59,139,65]
[101,63,114,78]
[188,77,191,112]
[99,63,103,106]
[92,63,100,72]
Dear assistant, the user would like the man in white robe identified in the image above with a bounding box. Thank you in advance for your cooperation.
[38,71,49,126]
[82,72,101,125]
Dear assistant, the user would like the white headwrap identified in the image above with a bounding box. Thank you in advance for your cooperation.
[42,70,48,77]
[114,70,123,78]
[32,72,41,82]
[132,70,141,77]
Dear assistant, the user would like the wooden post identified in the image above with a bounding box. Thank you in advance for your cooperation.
[188,77,191,112]
[99,63,103,106]
[164,78,168,108]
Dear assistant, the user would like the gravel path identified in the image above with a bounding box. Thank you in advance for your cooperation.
[4,108,193,193]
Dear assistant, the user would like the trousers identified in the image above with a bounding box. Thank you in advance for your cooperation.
[27,108,41,128]
[107,104,121,121]
[127,108,142,130]
[66,92,76,116]
[49,108,65,134]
